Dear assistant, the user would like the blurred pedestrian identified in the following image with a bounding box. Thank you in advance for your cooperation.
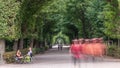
[70,39,82,68]
[58,43,63,51]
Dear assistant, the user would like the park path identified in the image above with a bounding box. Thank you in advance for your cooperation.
[1,45,120,68]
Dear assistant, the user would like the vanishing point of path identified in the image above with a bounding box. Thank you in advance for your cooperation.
[1,45,120,68]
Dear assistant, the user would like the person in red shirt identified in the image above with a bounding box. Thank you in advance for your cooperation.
[70,39,82,68]
[97,38,106,59]
[78,38,84,57]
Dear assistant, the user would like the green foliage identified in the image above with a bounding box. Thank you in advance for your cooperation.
[41,0,83,39]
[0,0,21,40]
[66,0,85,38]
[32,48,45,54]
[1,0,120,52]
[107,45,120,58]
[20,0,120,41]
[114,16,120,38]
[41,0,68,13]
[103,2,119,38]
[84,0,106,38]
[44,45,49,50]
[107,45,118,56]
[3,51,15,63]
[52,31,70,44]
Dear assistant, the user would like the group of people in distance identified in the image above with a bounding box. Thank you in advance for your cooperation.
[58,43,63,51]
[69,38,106,67]
[15,47,32,63]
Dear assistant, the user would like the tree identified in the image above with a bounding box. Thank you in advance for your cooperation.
[84,0,107,38]
[103,0,119,39]
[0,0,21,40]
[0,0,21,51]
[0,0,21,62]
[19,0,53,48]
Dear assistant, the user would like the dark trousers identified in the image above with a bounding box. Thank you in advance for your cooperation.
[72,56,80,66]
[58,46,62,50]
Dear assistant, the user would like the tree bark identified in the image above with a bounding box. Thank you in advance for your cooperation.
[39,41,43,48]
[35,40,39,48]
[30,38,34,48]
[13,40,18,51]
[0,39,5,64]
[19,38,24,49]
[118,39,120,47]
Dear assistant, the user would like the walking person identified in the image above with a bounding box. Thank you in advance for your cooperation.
[70,39,82,68]
[97,38,106,61]
[58,43,63,51]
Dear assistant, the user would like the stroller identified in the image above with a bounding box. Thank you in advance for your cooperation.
[23,55,31,63]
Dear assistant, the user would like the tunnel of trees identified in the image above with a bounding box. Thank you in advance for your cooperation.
[0,0,120,62]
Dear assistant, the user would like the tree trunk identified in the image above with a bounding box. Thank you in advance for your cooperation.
[39,41,43,48]
[118,39,120,47]
[30,38,34,48]
[34,40,39,48]
[19,38,24,49]
[45,39,47,46]
[13,40,18,51]
[0,39,5,64]
[80,8,87,38]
